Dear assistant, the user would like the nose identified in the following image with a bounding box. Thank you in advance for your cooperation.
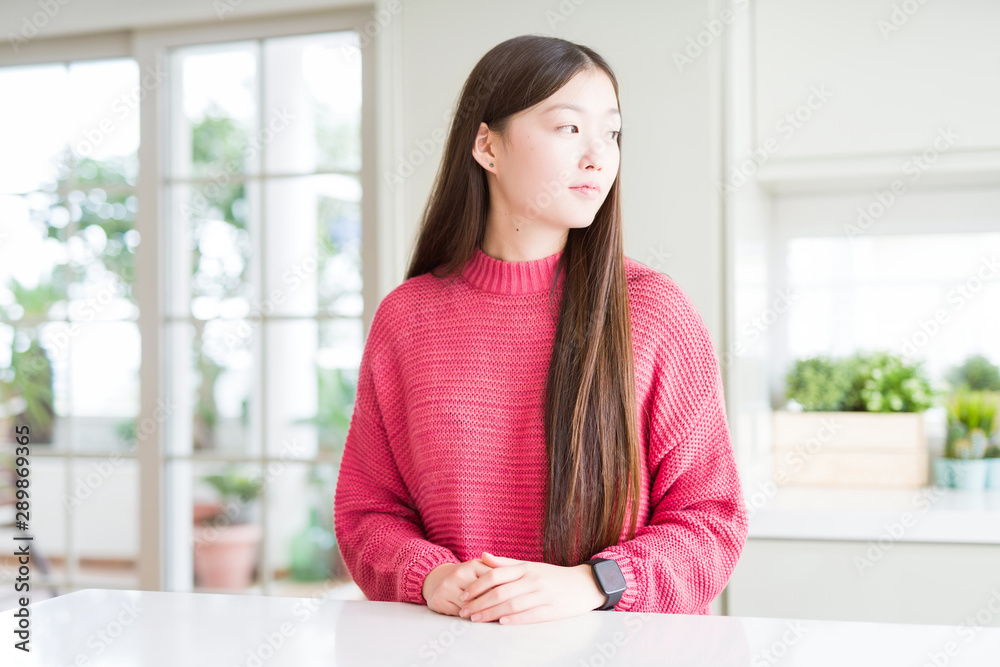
[580,135,610,171]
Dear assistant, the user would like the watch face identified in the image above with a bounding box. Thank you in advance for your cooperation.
[594,560,627,594]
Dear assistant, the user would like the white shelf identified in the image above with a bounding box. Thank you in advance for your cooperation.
[747,486,1000,544]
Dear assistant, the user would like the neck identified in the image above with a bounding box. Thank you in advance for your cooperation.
[460,245,565,296]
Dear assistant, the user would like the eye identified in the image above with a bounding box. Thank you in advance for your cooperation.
[559,125,578,133]
[609,130,621,141]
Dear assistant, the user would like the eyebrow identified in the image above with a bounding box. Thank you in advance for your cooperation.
[543,103,621,118]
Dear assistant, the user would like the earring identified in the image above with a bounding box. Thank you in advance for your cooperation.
[489,162,494,167]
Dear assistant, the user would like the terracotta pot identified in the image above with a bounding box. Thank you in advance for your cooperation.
[193,502,223,524]
[193,523,262,589]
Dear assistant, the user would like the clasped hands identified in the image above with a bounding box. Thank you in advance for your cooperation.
[420,551,608,625]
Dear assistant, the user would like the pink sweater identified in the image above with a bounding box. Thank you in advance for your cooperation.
[333,246,748,614]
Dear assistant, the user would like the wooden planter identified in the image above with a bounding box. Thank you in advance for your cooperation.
[772,411,928,488]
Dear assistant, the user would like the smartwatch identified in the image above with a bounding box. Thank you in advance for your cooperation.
[583,557,626,611]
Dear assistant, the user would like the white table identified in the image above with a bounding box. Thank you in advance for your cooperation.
[3,588,1000,666]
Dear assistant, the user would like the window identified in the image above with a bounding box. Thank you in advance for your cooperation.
[785,232,1000,381]
[162,30,364,595]
[0,9,374,604]
[0,57,142,594]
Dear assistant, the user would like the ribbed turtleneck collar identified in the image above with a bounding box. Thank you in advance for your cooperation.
[460,246,565,295]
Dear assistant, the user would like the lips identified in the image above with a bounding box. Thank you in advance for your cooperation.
[569,184,600,198]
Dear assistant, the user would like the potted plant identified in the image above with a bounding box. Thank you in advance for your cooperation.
[1,333,56,444]
[939,390,999,491]
[986,441,1000,490]
[775,351,937,488]
[193,466,263,589]
[946,354,1000,393]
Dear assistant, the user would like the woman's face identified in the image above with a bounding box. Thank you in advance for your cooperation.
[485,68,621,232]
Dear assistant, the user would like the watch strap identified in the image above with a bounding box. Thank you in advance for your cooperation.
[583,557,625,611]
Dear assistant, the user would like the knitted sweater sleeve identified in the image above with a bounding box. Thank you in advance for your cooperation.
[589,277,749,614]
[333,296,461,605]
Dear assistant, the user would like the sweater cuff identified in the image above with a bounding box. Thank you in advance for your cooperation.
[402,546,461,606]
[591,551,638,612]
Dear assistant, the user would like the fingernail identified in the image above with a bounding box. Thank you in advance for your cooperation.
[471,613,482,621]
[460,592,468,601]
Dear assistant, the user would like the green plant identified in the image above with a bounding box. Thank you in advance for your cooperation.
[947,354,1000,392]
[784,356,851,411]
[947,391,999,433]
[859,352,935,413]
[202,467,262,505]
[1,333,55,441]
[199,467,263,525]
[785,351,936,413]
[945,390,999,459]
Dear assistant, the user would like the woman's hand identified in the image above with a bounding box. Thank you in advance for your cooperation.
[422,558,495,616]
[457,552,608,625]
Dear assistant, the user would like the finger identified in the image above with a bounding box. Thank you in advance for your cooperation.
[495,604,553,625]
[428,596,462,616]
[480,552,524,566]
[466,591,548,624]
[460,565,524,603]
[460,579,536,619]
[464,560,494,578]
[455,560,494,589]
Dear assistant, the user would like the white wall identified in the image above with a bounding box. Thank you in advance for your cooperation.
[397,0,727,346]
[754,0,1000,160]
[724,0,1000,626]
[728,0,1000,487]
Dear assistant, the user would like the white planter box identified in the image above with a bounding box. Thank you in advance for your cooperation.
[772,411,928,488]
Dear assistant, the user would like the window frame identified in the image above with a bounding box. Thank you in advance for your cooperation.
[0,6,390,594]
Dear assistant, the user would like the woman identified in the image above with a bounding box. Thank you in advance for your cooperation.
[333,34,748,626]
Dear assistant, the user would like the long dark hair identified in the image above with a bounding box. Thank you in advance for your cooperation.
[404,34,640,567]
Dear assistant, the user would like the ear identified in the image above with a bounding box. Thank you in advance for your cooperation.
[471,122,497,172]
